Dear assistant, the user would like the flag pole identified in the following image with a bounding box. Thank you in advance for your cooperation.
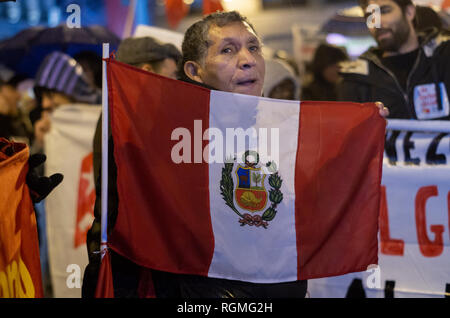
[101,43,110,259]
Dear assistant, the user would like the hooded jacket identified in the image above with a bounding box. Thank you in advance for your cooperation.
[337,28,450,120]
[263,59,300,100]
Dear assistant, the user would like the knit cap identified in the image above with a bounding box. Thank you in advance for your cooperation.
[34,51,100,104]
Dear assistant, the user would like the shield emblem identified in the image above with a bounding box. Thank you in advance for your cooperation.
[235,165,267,212]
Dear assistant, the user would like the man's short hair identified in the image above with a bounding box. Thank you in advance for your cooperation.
[116,36,181,70]
[178,11,258,81]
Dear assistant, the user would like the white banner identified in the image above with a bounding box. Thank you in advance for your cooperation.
[308,120,450,298]
[44,104,101,298]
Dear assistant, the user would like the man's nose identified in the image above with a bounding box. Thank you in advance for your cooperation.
[238,48,257,69]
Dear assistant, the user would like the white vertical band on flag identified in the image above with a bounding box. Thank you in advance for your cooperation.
[101,43,109,256]
[207,91,301,283]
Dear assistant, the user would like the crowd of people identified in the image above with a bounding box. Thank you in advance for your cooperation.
[1,0,449,298]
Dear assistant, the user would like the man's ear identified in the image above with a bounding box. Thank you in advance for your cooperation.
[184,61,204,83]
[405,4,416,24]
[141,63,154,73]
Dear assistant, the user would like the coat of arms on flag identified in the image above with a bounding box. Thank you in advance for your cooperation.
[220,151,283,229]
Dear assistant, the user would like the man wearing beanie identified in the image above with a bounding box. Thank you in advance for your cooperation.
[338,0,450,120]
[83,36,182,298]
[33,51,101,152]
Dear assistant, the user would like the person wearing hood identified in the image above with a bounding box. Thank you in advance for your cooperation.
[32,51,101,152]
[338,0,450,120]
[263,58,301,100]
[301,43,349,101]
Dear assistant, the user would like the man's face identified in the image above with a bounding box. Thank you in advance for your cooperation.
[195,22,265,96]
[157,58,178,79]
[41,91,72,113]
[366,0,412,53]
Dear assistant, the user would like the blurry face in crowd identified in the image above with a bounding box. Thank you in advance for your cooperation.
[322,63,342,84]
[157,58,178,79]
[184,21,266,97]
[366,0,416,54]
[141,58,178,80]
[268,78,296,100]
[41,90,73,113]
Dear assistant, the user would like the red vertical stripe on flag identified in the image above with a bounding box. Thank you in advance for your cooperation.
[295,102,384,280]
[107,60,214,276]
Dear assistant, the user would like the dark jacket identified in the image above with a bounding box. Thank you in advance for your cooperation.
[337,28,450,120]
[301,77,339,101]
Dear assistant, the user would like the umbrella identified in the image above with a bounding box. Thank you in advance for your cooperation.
[0,25,121,78]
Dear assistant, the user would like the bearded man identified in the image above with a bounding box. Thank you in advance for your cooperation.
[338,0,450,120]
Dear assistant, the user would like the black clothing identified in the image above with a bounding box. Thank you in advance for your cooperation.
[301,77,339,101]
[379,49,419,91]
[338,28,450,120]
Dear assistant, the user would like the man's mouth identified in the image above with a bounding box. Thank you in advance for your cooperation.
[376,29,392,40]
[236,79,257,86]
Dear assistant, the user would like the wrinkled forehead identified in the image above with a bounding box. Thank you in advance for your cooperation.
[206,21,261,47]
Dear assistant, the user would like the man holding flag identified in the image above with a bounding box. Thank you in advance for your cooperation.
[93,11,389,298]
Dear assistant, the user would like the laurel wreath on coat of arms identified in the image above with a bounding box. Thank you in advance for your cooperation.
[220,151,283,229]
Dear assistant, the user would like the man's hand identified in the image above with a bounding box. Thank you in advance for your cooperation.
[27,153,63,203]
[376,102,389,118]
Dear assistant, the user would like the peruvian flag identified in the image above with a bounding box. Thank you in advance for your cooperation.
[106,59,385,282]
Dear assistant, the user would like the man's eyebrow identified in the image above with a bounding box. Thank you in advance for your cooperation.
[220,37,238,44]
[219,36,261,45]
[248,37,261,44]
